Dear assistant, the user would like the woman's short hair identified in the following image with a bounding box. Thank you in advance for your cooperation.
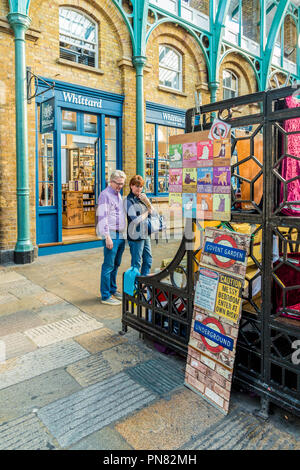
[129,175,144,187]
[110,170,126,181]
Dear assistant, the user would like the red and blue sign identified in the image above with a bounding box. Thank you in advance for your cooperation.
[194,318,234,352]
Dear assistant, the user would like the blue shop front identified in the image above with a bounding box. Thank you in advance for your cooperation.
[145,102,186,197]
[35,78,124,255]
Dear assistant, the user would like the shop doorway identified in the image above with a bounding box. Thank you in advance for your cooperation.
[61,134,99,243]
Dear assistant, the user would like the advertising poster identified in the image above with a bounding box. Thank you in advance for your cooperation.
[214,273,243,324]
[201,227,251,277]
[183,142,197,168]
[169,192,182,216]
[194,267,219,312]
[212,194,231,221]
[213,166,231,194]
[182,168,197,193]
[182,193,197,218]
[197,140,213,167]
[213,138,231,167]
[197,193,213,220]
[197,167,213,193]
[185,227,251,415]
[169,168,183,192]
[169,143,183,168]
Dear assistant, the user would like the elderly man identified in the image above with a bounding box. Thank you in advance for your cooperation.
[96,170,126,305]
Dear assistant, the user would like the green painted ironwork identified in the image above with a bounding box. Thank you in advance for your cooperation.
[7,3,34,261]
[261,0,290,90]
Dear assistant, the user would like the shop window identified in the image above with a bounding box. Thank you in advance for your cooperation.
[105,117,117,184]
[38,118,55,207]
[59,7,98,68]
[159,45,182,91]
[223,69,238,100]
[84,113,97,134]
[145,123,155,194]
[62,110,77,131]
[145,124,184,196]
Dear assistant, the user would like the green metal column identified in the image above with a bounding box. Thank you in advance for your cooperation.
[7,11,34,264]
[133,55,146,179]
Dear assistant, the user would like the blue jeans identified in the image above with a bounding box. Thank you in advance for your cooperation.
[100,232,125,300]
[128,238,152,276]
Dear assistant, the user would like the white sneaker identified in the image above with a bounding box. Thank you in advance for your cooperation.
[113,291,122,300]
[101,297,121,306]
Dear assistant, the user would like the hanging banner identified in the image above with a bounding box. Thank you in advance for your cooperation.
[185,227,251,415]
[40,97,55,134]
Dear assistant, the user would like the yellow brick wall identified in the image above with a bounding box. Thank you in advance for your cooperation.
[0,1,279,252]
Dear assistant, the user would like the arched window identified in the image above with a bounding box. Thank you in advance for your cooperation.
[223,69,238,99]
[59,7,98,68]
[159,45,182,91]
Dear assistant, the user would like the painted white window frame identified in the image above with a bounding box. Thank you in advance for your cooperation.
[223,69,239,99]
[159,45,183,92]
[59,7,98,68]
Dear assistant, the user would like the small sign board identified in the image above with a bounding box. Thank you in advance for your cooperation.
[40,97,55,134]
[185,227,251,415]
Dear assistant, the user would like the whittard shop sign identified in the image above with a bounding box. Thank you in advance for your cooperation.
[40,97,55,134]
[62,91,102,109]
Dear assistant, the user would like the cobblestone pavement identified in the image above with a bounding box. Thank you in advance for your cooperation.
[0,241,299,450]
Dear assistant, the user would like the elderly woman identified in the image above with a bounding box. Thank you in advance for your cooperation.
[124,175,153,276]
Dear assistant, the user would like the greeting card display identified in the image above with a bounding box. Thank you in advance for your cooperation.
[182,193,197,218]
[169,192,182,216]
[182,168,197,193]
[197,167,213,193]
[169,168,183,192]
[213,138,231,167]
[197,193,213,220]
[197,140,213,167]
[213,166,231,194]
[169,127,232,222]
[169,143,183,168]
[183,142,197,168]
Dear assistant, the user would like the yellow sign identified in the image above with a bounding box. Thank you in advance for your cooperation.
[215,274,243,323]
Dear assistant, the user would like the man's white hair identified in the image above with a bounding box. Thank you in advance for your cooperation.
[110,170,126,181]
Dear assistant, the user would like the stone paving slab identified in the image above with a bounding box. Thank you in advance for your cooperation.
[69,426,133,450]
[0,340,90,390]
[34,291,63,306]
[0,293,17,305]
[0,297,45,318]
[24,314,104,347]
[4,280,46,299]
[0,413,57,450]
[125,358,185,396]
[66,353,113,387]
[180,408,300,450]
[101,343,155,371]
[66,342,155,387]
[36,302,83,324]
[0,369,82,424]
[0,310,45,336]
[37,372,157,448]
[115,388,222,450]
[0,332,37,360]
[0,272,27,285]
[74,328,127,354]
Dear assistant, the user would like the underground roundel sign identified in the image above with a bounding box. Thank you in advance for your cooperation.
[204,233,246,269]
[194,317,234,353]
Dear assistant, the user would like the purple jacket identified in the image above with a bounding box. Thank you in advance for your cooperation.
[96,185,126,237]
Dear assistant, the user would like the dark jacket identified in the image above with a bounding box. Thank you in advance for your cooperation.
[124,191,151,241]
